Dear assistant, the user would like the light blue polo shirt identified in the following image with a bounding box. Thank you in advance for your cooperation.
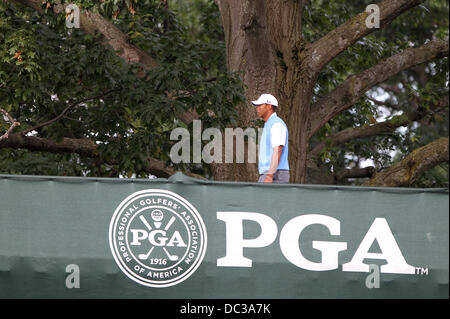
[258,113,289,174]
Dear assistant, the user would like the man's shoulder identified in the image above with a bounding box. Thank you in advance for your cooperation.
[272,115,288,128]
[270,121,288,137]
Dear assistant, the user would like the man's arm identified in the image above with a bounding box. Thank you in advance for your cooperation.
[264,146,283,183]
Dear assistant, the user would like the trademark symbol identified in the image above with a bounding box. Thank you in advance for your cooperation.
[415,267,429,275]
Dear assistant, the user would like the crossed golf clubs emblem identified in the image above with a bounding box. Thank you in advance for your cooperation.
[137,209,180,262]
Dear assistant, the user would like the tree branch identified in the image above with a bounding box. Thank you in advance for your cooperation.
[309,94,449,161]
[19,89,118,136]
[0,108,21,141]
[309,111,422,161]
[377,83,403,94]
[363,137,449,187]
[367,96,397,109]
[14,0,199,125]
[0,133,206,179]
[307,0,424,71]
[335,166,376,181]
[14,0,159,70]
[309,39,449,137]
[0,133,97,156]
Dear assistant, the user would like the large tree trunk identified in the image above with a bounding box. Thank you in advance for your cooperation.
[215,0,310,183]
[215,0,429,184]
[212,0,274,182]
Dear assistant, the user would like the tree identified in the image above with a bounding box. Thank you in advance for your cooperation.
[1,0,448,187]
[214,0,448,185]
[0,0,244,178]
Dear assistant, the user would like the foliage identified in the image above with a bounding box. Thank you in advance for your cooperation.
[0,0,244,177]
[0,0,448,186]
[304,0,449,186]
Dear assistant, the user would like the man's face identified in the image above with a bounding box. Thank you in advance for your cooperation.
[256,103,270,118]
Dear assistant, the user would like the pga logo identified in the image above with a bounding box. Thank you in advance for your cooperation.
[109,189,207,288]
[110,191,417,289]
[217,212,416,274]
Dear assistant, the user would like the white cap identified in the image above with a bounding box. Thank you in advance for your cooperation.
[251,93,278,107]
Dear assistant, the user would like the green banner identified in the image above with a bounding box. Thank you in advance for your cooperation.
[0,173,448,298]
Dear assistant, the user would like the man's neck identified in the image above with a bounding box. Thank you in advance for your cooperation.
[264,112,276,123]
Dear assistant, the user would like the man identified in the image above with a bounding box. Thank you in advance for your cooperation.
[252,93,289,184]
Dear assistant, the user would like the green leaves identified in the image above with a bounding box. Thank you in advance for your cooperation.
[308,0,448,186]
[0,0,244,178]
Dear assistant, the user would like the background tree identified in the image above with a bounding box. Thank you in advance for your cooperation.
[214,0,448,185]
[0,0,448,187]
[0,0,244,178]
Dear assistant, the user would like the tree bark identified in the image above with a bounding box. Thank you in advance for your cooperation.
[0,133,206,179]
[0,134,98,157]
[335,166,376,181]
[216,0,311,183]
[364,137,449,187]
[212,0,275,182]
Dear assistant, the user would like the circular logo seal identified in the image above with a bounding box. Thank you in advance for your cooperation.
[109,189,207,288]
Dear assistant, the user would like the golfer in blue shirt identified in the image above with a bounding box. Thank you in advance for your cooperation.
[252,94,289,184]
